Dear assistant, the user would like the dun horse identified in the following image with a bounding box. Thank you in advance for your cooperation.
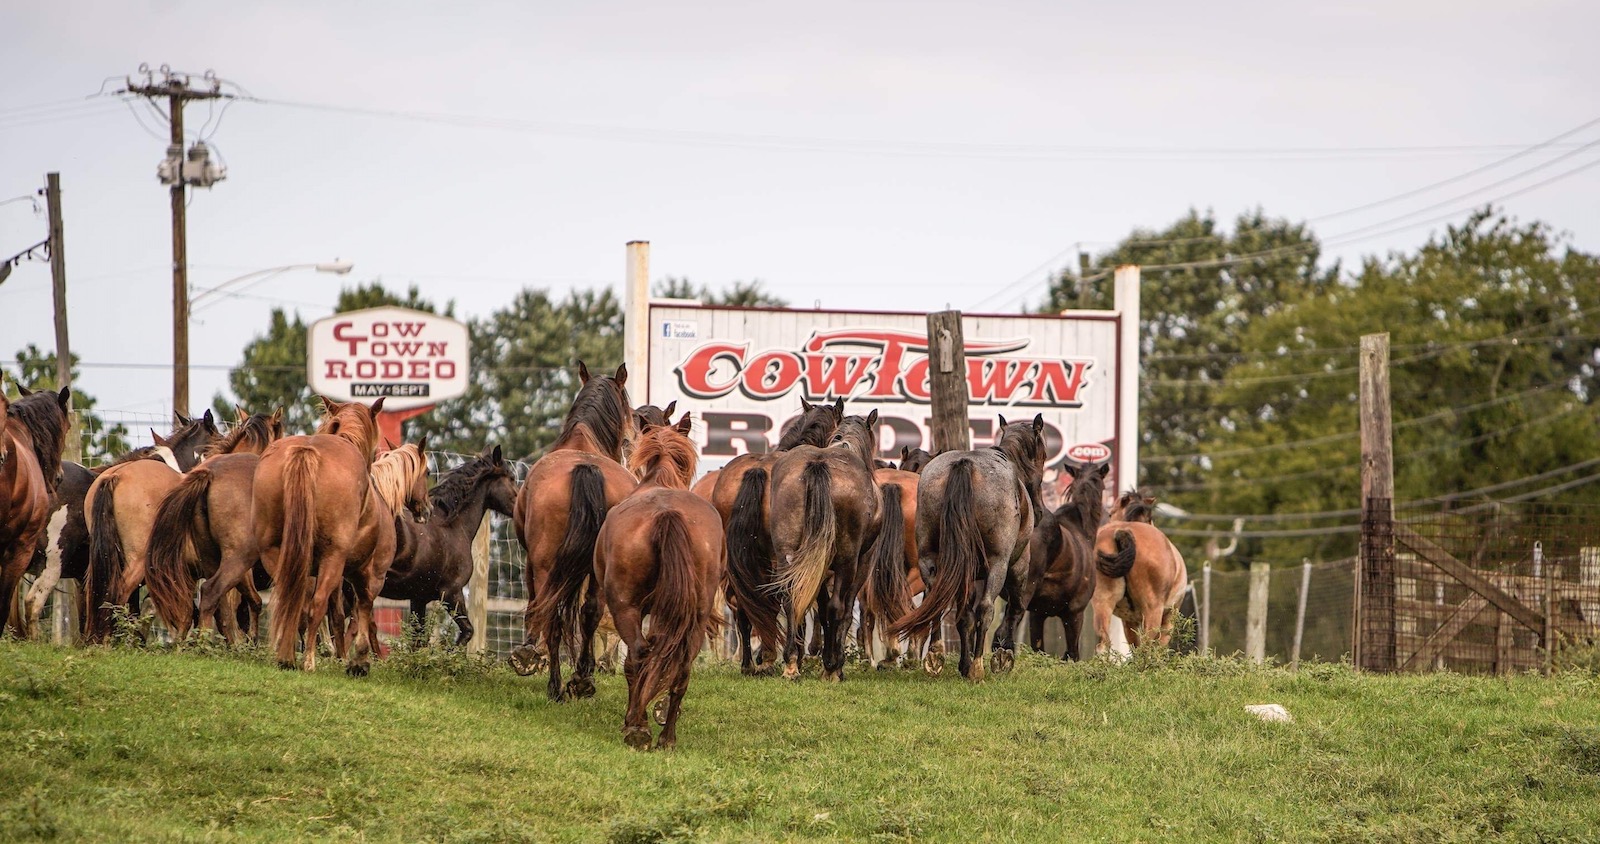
[995,461,1108,661]
[891,415,1046,681]
[597,413,724,749]
[1,383,73,637]
[712,398,842,675]
[514,362,637,701]
[768,411,882,681]
[1092,488,1187,652]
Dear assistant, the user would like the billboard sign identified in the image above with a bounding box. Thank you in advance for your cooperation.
[307,307,469,411]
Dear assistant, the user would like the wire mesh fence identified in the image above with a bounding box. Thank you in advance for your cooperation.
[1198,559,1355,664]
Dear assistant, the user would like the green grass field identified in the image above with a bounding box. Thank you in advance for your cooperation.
[4,640,1600,843]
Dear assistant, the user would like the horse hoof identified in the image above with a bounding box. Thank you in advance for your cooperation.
[653,737,676,751]
[565,677,596,699]
[346,662,370,678]
[923,653,943,676]
[653,698,669,726]
[782,665,801,682]
[822,669,843,683]
[990,649,1014,675]
[508,646,544,677]
[623,728,652,750]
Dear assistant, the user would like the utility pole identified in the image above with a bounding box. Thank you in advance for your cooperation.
[44,172,79,463]
[926,310,969,453]
[120,65,230,417]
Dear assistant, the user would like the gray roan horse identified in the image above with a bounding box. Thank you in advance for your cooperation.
[994,460,1108,661]
[890,415,1046,681]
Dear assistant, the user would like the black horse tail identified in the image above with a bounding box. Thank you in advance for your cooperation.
[84,476,124,643]
[634,510,709,713]
[776,460,837,626]
[146,468,214,638]
[890,458,983,640]
[1096,528,1137,579]
[862,482,911,635]
[528,463,608,661]
[271,447,319,669]
[726,467,782,649]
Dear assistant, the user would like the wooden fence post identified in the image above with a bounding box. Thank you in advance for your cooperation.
[53,582,78,645]
[1199,563,1211,657]
[467,513,490,653]
[1357,332,1395,671]
[1291,561,1311,670]
[1246,563,1270,664]
[926,310,970,454]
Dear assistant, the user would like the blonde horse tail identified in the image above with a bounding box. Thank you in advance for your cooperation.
[634,511,707,711]
[84,476,123,643]
[1096,528,1137,579]
[271,447,319,669]
[146,468,213,636]
[776,460,836,627]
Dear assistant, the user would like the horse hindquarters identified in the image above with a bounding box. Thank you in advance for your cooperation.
[145,469,214,638]
[527,462,609,701]
[861,482,909,663]
[269,449,320,670]
[725,467,781,665]
[890,459,984,677]
[626,510,707,749]
[83,476,124,643]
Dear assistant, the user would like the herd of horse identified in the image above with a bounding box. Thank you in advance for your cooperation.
[0,362,1188,750]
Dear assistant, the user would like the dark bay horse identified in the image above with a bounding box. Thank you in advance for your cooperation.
[255,397,403,673]
[515,362,638,701]
[82,412,221,642]
[1,383,73,637]
[379,445,517,645]
[711,398,842,675]
[597,413,724,749]
[1093,489,1188,654]
[898,447,935,474]
[769,411,882,682]
[144,410,288,641]
[857,452,945,671]
[996,461,1108,662]
[891,415,1046,681]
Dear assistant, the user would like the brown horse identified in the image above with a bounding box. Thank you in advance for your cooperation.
[891,415,1046,681]
[997,461,1108,662]
[1,383,73,637]
[82,412,222,642]
[21,460,94,637]
[712,399,842,674]
[690,468,719,503]
[254,397,402,674]
[856,453,948,671]
[514,362,637,701]
[378,445,517,645]
[898,447,935,474]
[1092,489,1188,653]
[597,413,724,749]
[769,411,883,682]
[144,409,288,641]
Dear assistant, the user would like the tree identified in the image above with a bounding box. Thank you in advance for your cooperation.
[215,282,448,434]
[7,344,130,463]
[654,276,788,307]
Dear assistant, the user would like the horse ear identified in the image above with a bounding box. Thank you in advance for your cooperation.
[613,363,627,386]
[382,437,397,451]
[1143,494,1157,506]
[577,360,591,384]
[318,395,338,415]
[675,411,693,435]
[175,411,191,427]
[416,435,428,456]
[234,404,248,422]
[997,414,1008,430]
[271,407,284,425]
[901,445,910,461]
[663,400,676,418]
[865,408,879,427]
[368,397,386,416]
[1033,413,1045,435]
[801,398,813,413]
[201,409,216,431]
[57,386,71,411]
[151,429,168,447]
[833,397,844,417]
[1097,462,1111,479]
[490,444,503,464]
[16,381,31,397]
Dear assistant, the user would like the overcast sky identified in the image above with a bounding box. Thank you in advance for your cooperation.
[3,1,1597,441]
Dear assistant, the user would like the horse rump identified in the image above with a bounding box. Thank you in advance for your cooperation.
[527,462,609,660]
[84,475,124,642]
[775,460,837,626]
[725,467,782,648]
[270,448,320,668]
[1096,528,1137,579]
[146,468,214,635]
[862,482,910,634]
[633,510,711,710]
[890,458,983,640]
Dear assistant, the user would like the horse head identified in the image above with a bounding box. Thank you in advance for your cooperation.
[318,396,386,459]
[995,413,1048,518]
[628,412,698,489]
[830,410,880,471]
[1058,459,1111,536]
[479,444,518,518]
[1114,489,1158,524]
[5,384,73,490]
[561,361,633,462]
[779,398,844,450]
[899,446,935,474]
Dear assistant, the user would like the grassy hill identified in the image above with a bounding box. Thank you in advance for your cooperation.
[3,640,1600,842]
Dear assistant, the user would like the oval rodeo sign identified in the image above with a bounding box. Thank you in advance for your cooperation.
[308,307,470,411]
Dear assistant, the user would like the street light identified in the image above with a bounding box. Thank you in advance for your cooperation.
[175,259,354,414]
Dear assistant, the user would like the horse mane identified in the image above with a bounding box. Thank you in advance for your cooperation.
[829,414,878,470]
[317,401,380,456]
[1118,488,1158,523]
[628,425,698,489]
[778,403,841,450]
[429,453,505,522]
[1058,474,1107,538]
[370,443,428,515]
[993,420,1046,514]
[554,372,631,459]
[5,390,69,492]
[205,413,281,457]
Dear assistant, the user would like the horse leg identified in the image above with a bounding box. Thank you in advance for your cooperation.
[564,581,602,699]
[733,608,759,675]
[324,581,351,660]
[303,566,344,672]
[239,578,263,644]
[781,598,806,681]
[1091,579,1120,656]
[1063,611,1083,662]
[1028,611,1047,656]
[443,588,472,647]
[977,553,1011,678]
[345,565,385,677]
[23,546,63,639]
[654,672,690,751]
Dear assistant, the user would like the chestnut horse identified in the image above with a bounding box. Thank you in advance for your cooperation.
[996,461,1108,662]
[254,397,401,674]
[891,415,1046,681]
[712,398,842,675]
[514,362,637,701]
[597,413,724,749]
[1,383,73,637]
[82,412,222,642]
[1092,489,1188,653]
[769,411,883,682]
[857,448,945,671]
[144,409,289,641]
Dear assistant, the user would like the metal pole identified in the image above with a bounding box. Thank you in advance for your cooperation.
[169,92,190,418]
[1291,561,1311,670]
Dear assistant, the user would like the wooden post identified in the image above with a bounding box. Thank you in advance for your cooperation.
[1246,562,1270,665]
[1357,332,1395,671]
[169,94,190,418]
[1199,563,1211,656]
[467,513,490,653]
[44,173,81,464]
[1544,558,1555,676]
[623,241,651,403]
[1291,561,1311,670]
[926,311,969,453]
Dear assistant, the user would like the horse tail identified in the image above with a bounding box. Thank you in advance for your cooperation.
[528,462,608,660]
[862,482,911,635]
[84,476,124,642]
[1097,528,1137,579]
[270,447,320,669]
[146,468,213,635]
[726,467,782,649]
[890,458,983,639]
[635,511,707,712]
[776,460,837,627]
